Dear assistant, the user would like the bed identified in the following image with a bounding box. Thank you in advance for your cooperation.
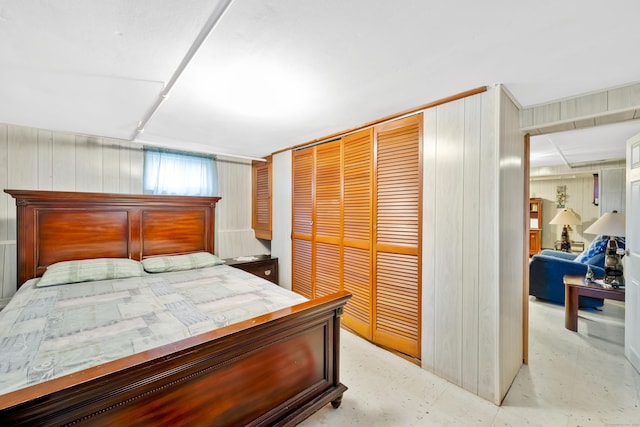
[1,189,350,426]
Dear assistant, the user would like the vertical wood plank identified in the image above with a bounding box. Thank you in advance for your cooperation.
[129,143,144,193]
[0,124,149,300]
[214,156,265,258]
[433,99,464,383]
[102,138,121,193]
[421,109,437,370]
[1,243,16,300]
[218,158,239,249]
[560,92,608,120]
[532,102,561,125]
[37,130,53,190]
[119,141,132,193]
[8,125,38,191]
[271,150,293,290]
[498,87,525,400]
[0,123,8,241]
[75,136,103,191]
[461,94,482,393]
[600,168,626,214]
[520,108,534,129]
[52,132,76,190]
[477,89,499,402]
[608,82,640,111]
[0,244,6,298]
[217,157,252,232]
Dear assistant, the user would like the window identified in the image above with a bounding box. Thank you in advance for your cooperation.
[143,148,218,196]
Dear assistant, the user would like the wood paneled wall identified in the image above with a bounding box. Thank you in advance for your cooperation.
[422,86,524,404]
[522,81,640,134]
[530,176,601,249]
[273,85,525,404]
[0,123,143,305]
[271,151,293,290]
[497,88,525,401]
[215,155,270,259]
[0,123,266,303]
[600,168,626,214]
[530,167,625,250]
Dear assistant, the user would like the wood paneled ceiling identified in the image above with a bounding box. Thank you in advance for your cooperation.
[1,0,640,165]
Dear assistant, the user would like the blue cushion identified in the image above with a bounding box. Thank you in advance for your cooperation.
[574,235,625,266]
[574,235,609,264]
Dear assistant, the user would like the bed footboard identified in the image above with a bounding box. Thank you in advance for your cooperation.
[1,292,351,427]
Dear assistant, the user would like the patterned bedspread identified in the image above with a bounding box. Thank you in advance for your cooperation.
[0,265,307,395]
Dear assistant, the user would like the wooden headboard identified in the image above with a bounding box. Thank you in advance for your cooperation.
[5,190,221,287]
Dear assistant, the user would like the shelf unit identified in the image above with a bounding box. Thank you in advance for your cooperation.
[529,198,543,256]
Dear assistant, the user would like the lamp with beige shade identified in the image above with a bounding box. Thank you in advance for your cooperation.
[549,208,580,252]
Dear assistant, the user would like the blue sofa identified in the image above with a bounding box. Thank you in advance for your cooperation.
[529,235,624,308]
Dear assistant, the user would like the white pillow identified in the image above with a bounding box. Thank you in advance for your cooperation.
[142,252,223,273]
[37,258,145,287]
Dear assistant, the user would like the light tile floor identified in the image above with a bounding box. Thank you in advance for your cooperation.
[300,297,640,426]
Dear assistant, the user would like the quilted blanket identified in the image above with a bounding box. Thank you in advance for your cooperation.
[0,265,307,395]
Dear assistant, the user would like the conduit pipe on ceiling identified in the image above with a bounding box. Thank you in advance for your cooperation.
[131,0,235,141]
[546,135,572,168]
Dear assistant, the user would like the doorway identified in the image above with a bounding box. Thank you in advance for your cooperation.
[525,120,640,364]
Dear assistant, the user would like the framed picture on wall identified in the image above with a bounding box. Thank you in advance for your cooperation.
[556,185,566,208]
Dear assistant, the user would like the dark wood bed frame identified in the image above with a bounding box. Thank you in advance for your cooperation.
[2,189,350,426]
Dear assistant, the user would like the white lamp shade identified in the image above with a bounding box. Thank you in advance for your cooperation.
[549,208,580,226]
[584,211,625,237]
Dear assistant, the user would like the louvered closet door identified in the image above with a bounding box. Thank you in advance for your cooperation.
[373,114,422,359]
[342,129,373,338]
[252,158,271,239]
[292,148,314,298]
[314,140,342,298]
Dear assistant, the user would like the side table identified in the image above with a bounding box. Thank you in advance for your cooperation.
[553,241,584,253]
[563,274,625,332]
[224,255,279,285]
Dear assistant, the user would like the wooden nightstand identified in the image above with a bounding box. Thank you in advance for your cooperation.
[224,255,279,285]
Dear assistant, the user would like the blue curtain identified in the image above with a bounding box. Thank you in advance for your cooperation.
[143,148,218,196]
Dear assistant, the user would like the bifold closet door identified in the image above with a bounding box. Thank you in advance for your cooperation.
[292,148,314,299]
[341,129,373,338]
[373,115,422,359]
[292,141,343,299]
[314,140,342,297]
[291,115,421,360]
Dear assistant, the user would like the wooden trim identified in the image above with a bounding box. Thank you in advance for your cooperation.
[523,134,530,364]
[273,86,487,155]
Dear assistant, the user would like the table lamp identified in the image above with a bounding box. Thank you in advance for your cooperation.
[549,208,580,252]
[584,210,626,288]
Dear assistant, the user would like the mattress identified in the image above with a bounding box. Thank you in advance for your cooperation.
[0,264,307,395]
